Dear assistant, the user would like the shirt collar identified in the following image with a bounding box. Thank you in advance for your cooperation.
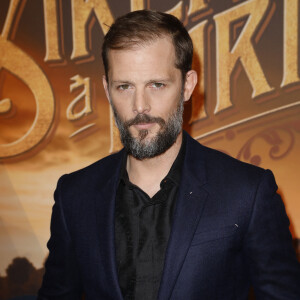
[119,133,186,188]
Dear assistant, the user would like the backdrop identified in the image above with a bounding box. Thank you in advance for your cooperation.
[0,0,299,298]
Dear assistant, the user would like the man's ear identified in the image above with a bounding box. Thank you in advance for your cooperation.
[183,70,198,102]
[102,75,110,102]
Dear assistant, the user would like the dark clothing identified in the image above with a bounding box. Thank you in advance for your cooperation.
[38,132,300,300]
[115,139,185,300]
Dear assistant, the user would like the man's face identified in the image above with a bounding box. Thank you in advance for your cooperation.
[103,37,195,159]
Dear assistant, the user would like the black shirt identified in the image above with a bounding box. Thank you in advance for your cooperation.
[115,137,186,300]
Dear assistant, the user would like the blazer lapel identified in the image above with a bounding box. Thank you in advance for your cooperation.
[158,133,209,300]
[95,150,125,300]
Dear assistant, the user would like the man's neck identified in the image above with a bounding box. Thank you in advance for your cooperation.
[126,132,183,197]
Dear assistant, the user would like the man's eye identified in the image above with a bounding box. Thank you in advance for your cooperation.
[150,82,165,89]
[118,84,130,90]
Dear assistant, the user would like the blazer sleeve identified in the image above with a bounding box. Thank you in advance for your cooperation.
[244,169,300,299]
[37,175,83,300]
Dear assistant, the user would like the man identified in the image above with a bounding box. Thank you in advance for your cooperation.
[38,10,300,300]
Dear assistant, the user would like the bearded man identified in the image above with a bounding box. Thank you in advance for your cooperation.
[38,10,300,300]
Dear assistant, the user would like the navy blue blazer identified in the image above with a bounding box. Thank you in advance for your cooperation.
[38,132,300,299]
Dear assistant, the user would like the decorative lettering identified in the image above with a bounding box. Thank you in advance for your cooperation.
[70,0,114,60]
[0,0,55,158]
[166,1,183,19]
[188,0,208,15]
[213,0,273,113]
[189,20,208,122]
[44,0,62,61]
[281,0,299,87]
[0,99,11,114]
[1,0,21,40]
[131,0,144,11]
[67,75,92,121]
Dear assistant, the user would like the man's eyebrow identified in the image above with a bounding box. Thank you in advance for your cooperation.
[147,78,173,84]
[148,78,170,82]
[111,80,133,85]
[111,78,173,85]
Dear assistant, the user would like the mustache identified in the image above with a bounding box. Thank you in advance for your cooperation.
[124,114,165,128]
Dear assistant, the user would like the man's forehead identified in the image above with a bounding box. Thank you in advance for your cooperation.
[106,37,177,77]
[108,34,173,51]
[107,36,175,60]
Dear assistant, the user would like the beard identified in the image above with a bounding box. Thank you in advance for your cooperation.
[111,95,184,160]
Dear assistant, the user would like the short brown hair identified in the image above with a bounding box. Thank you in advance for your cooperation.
[102,10,193,81]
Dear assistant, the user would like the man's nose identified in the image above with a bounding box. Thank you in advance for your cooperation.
[132,89,150,114]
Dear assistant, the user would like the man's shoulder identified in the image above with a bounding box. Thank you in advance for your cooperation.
[58,149,124,188]
[185,132,267,184]
[203,142,263,173]
[185,133,278,211]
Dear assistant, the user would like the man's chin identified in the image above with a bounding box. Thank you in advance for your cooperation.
[130,128,159,141]
[133,135,156,145]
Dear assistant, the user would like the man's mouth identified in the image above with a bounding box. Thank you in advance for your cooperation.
[133,122,156,130]
[125,114,165,129]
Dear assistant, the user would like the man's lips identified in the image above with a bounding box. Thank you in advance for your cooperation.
[133,122,156,130]
[124,114,165,129]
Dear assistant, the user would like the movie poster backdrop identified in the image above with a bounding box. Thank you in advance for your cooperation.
[0,0,299,298]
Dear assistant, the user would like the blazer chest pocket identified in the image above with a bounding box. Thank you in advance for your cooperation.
[191,225,239,246]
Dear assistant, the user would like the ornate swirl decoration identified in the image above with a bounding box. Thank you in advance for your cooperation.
[236,120,300,166]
